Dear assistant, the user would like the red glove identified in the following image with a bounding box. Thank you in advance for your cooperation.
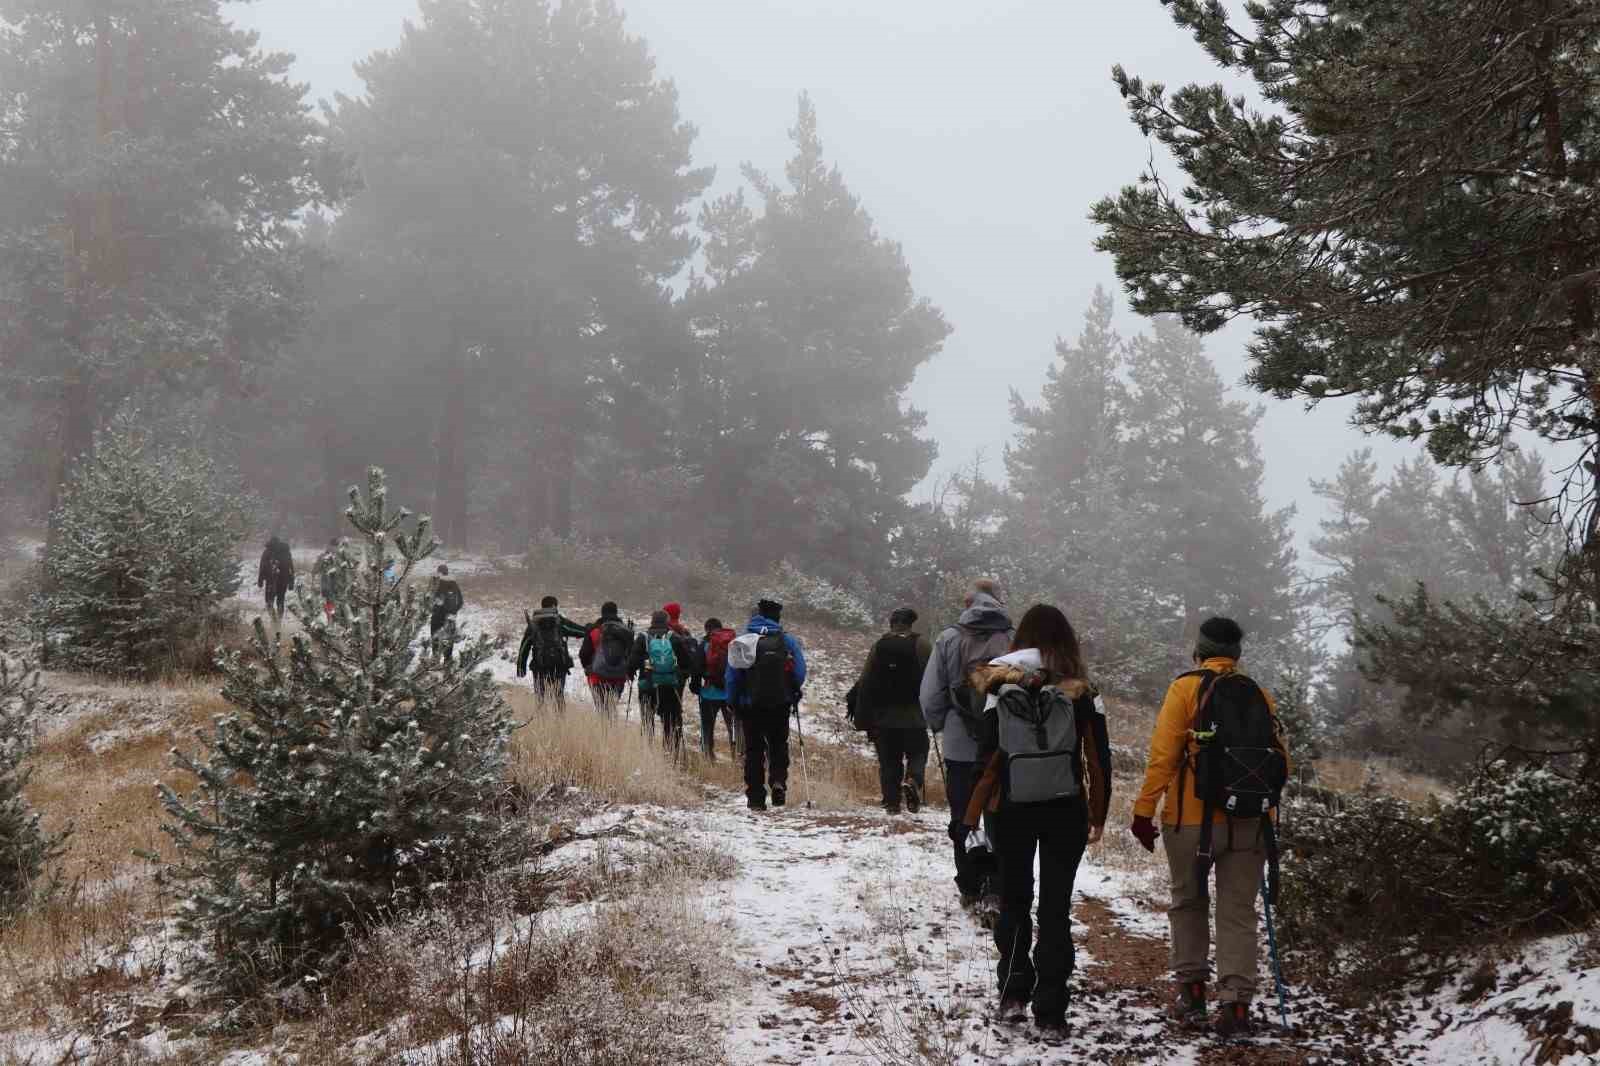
[1130,815,1159,853]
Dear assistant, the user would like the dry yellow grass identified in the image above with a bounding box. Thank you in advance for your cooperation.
[1312,755,1448,805]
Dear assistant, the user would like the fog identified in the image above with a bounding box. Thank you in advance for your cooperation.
[233,0,1410,543]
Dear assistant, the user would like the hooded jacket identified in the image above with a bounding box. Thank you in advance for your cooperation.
[258,538,294,590]
[961,648,1112,829]
[1132,657,1289,826]
[725,613,807,709]
[918,594,1014,762]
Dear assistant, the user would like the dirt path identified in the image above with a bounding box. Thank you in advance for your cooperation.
[657,798,1391,1066]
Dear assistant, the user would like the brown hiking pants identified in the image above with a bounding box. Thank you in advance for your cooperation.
[1162,821,1265,1003]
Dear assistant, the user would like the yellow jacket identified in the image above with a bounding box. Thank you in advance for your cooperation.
[1132,657,1288,826]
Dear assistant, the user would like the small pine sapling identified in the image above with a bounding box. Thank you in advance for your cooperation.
[155,468,514,1000]
[0,655,69,917]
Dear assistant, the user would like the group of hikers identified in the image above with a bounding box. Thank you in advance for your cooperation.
[258,533,1289,1037]
[514,595,807,808]
[845,579,1289,1037]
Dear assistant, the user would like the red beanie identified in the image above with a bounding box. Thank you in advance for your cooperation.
[663,602,682,621]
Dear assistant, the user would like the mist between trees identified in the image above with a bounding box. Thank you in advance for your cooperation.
[2,0,1598,782]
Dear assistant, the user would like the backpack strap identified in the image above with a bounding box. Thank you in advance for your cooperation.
[1174,669,1219,835]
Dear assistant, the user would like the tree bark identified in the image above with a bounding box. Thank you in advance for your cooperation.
[434,320,469,551]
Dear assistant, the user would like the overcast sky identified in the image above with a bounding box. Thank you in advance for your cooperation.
[233,0,1417,557]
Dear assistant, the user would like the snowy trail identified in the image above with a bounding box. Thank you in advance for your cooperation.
[638,795,1344,1065]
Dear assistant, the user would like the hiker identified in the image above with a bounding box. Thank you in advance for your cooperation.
[920,579,1014,906]
[257,534,295,624]
[314,538,344,621]
[1129,617,1290,1037]
[852,607,933,814]
[516,595,588,707]
[726,598,807,811]
[579,602,634,713]
[632,610,697,753]
[430,564,465,662]
[692,618,739,760]
[961,604,1110,1030]
[662,602,692,638]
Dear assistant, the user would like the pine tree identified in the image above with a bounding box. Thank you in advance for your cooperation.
[0,655,68,917]
[155,469,513,996]
[686,95,951,581]
[39,410,249,677]
[1092,0,1600,548]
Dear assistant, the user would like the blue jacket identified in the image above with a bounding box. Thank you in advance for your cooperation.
[725,614,807,708]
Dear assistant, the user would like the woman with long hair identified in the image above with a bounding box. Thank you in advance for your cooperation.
[961,603,1111,1031]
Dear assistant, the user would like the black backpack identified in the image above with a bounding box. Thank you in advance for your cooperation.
[862,633,922,712]
[747,630,792,709]
[532,616,569,674]
[1185,669,1289,899]
[592,620,633,680]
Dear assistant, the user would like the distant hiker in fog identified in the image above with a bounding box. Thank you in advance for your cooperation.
[1130,617,1289,1037]
[430,564,464,662]
[726,598,807,811]
[852,607,932,814]
[632,609,697,753]
[962,604,1110,1030]
[516,595,586,707]
[660,601,701,701]
[580,602,633,712]
[920,578,1013,908]
[693,617,738,760]
[257,534,295,625]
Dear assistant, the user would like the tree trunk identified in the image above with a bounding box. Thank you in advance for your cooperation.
[434,321,469,551]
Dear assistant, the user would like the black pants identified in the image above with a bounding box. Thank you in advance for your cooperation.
[992,799,1090,1017]
[699,698,736,758]
[874,727,929,809]
[430,610,456,662]
[652,684,684,752]
[742,702,790,804]
[265,580,289,621]
[945,759,1000,897]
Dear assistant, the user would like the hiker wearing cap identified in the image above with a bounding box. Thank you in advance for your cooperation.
[429,564,465,662]
[920,579,1014,907]
[1130,616,1290,1037]
[579,601,633,712]
[852,607,933,814]
[961,604,1111,1031]
[726,598,807,811]
[631,610,698,752]
[693,617,739,760]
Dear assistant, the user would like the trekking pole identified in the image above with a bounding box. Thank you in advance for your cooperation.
[1261,880,1290,1031]
[793,699,814,809]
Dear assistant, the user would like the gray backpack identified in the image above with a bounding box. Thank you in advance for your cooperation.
[995,682,1080,805]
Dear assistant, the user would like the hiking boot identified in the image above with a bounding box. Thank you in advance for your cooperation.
[1168,980,1207,1029]
[901,780,922,814]
[1033,1012,1068,1033]
[959,888,982,908]
[771,785,787,807]
[747,794,767,812]
[1213,1001,1250,1037]
[884,802,902,815]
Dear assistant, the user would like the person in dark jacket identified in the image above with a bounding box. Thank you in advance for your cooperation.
[579,602,633,713]
[631,609,697,753]
[257,535,295,625]
[962,604,1111,1031]
[314,538,345,621]
[854,607,934,814]
[920,579,1014,905]
[726,598,807,811]
[430,564,465,662]
[516,595,588,707]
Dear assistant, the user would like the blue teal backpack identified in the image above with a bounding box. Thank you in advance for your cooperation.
[647,633,678,688]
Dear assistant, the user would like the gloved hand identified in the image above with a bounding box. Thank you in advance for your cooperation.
[1130,815,1159,853]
